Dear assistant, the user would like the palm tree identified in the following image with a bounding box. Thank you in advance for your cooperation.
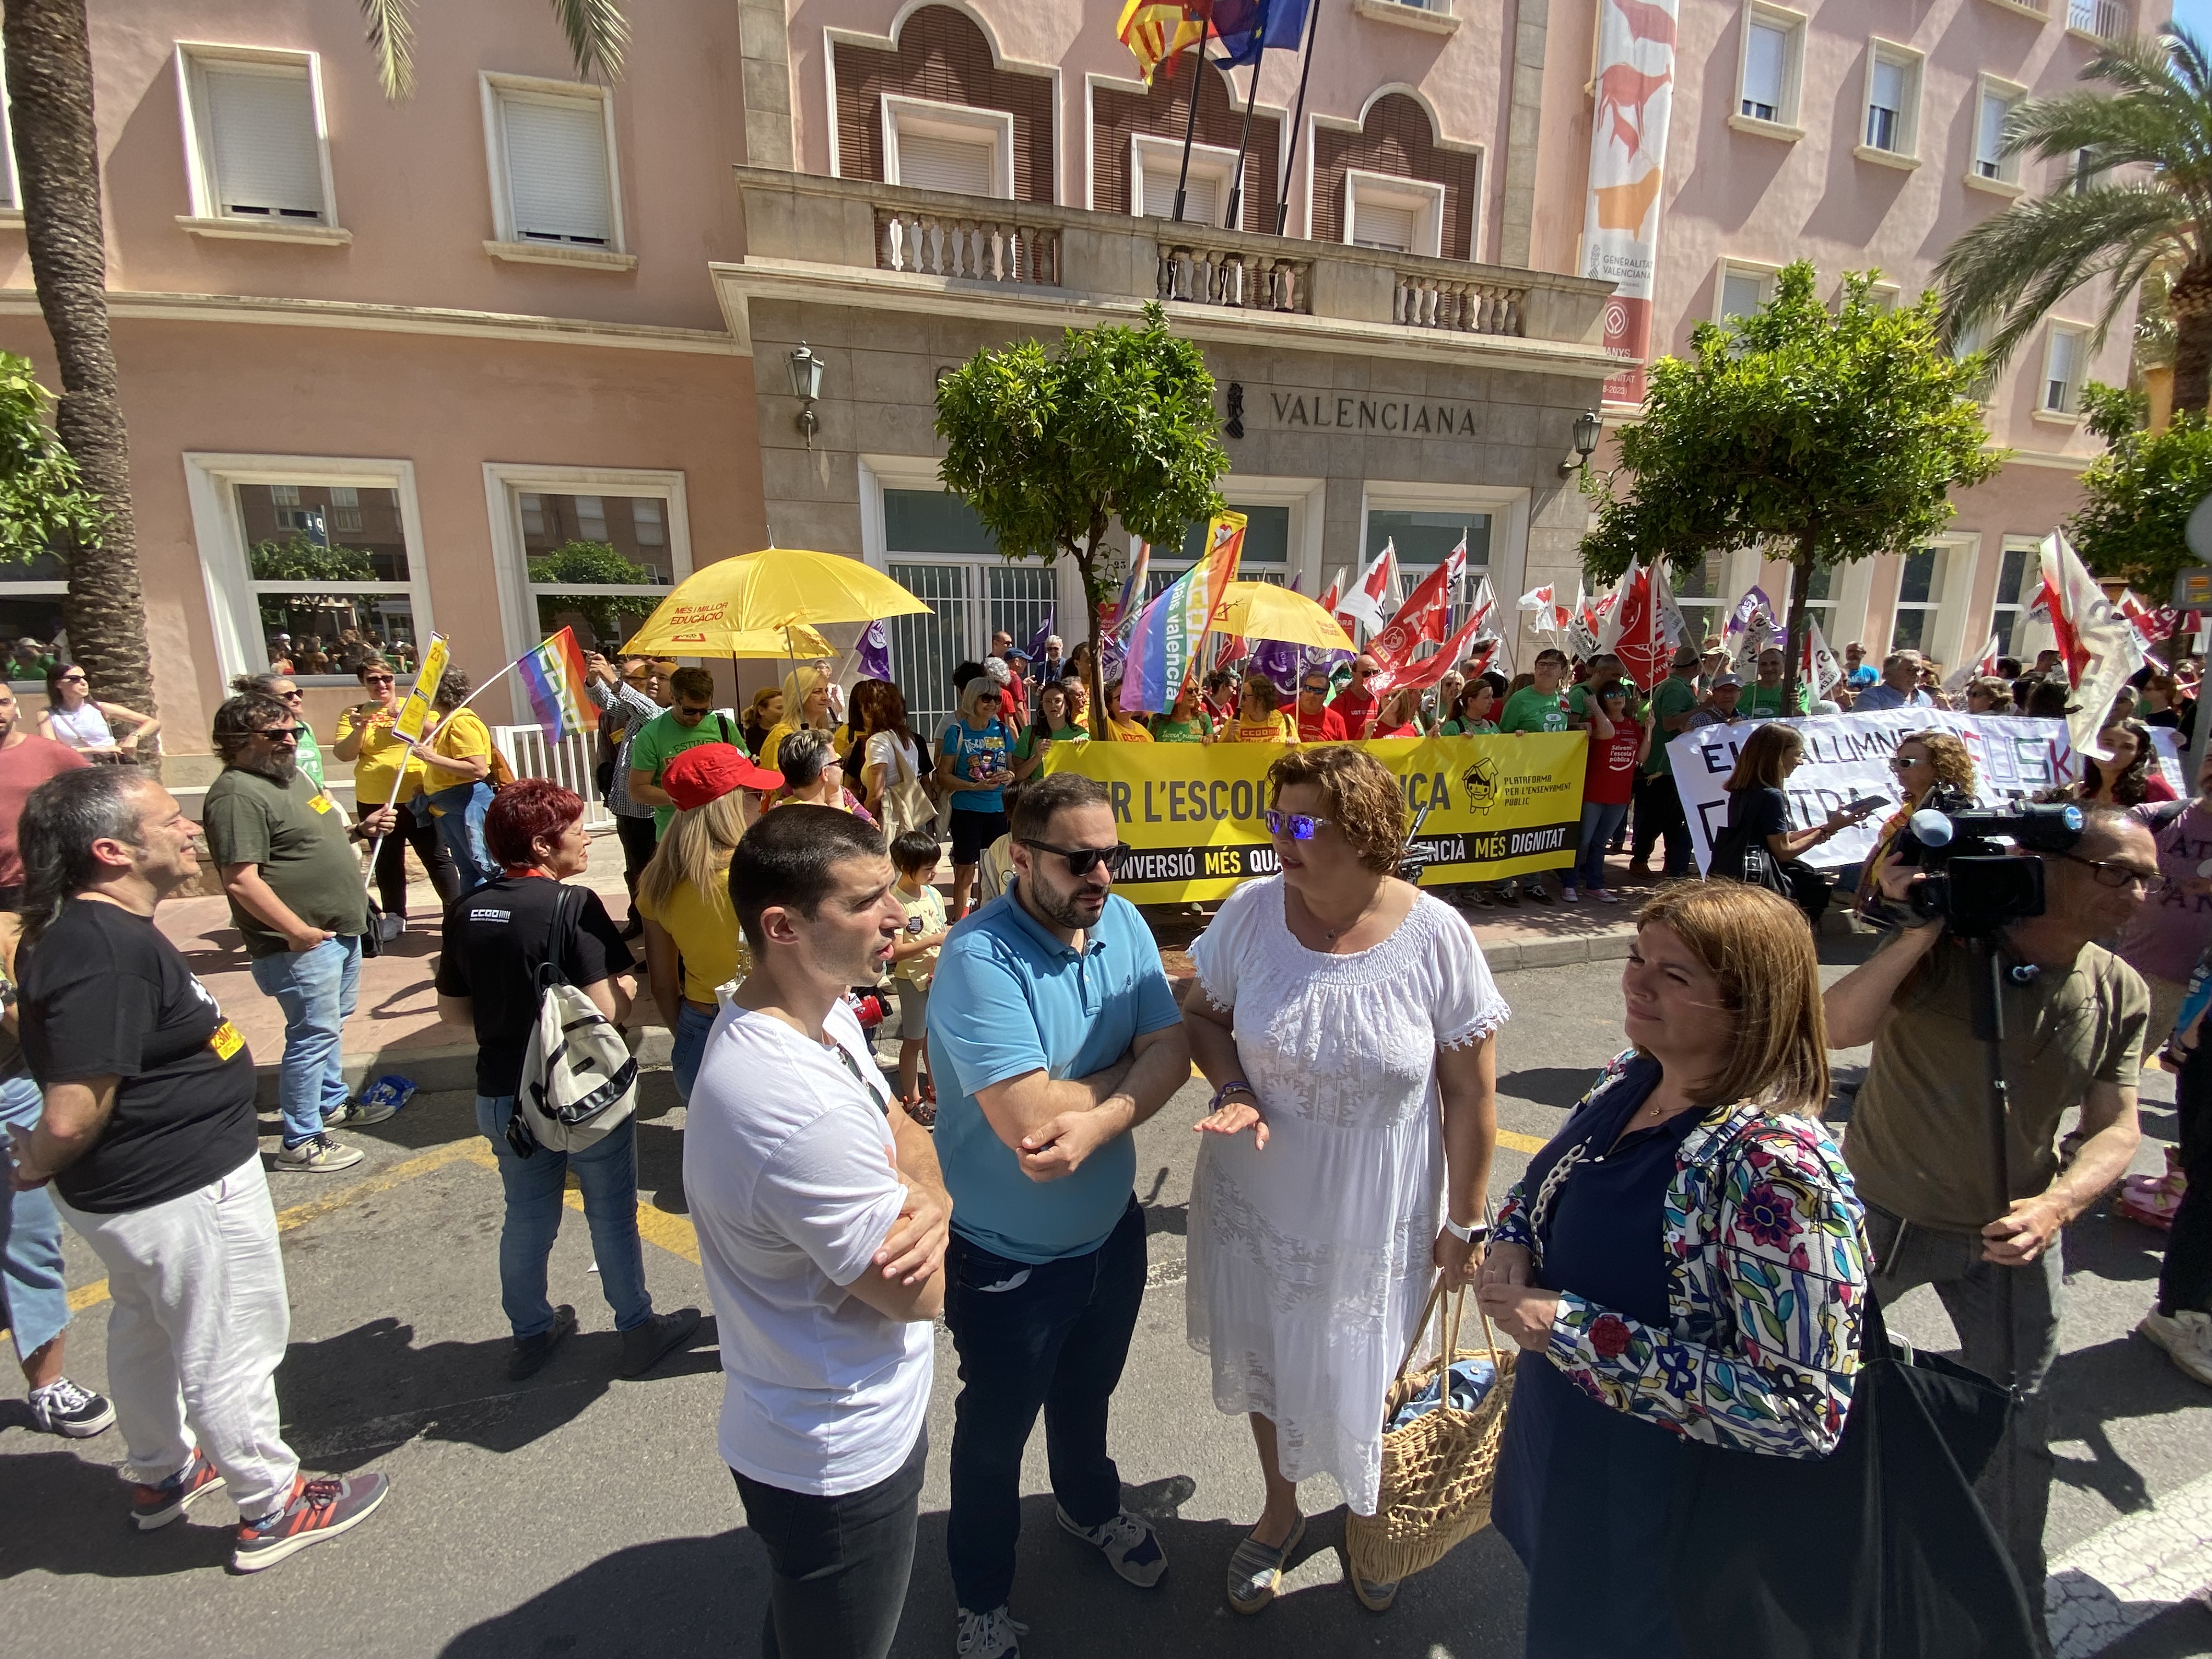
[1936,26,2212,417]
[0,1,629,751]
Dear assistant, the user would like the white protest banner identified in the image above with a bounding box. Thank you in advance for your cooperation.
[1667,711,2079,876]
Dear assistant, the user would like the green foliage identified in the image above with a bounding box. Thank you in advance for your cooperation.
[527,540,655,641]
[363,0,625,100]
[2066,410,2212,591]
[0,353,103,565]
[249,534,377,583]
[2080,380,2147,444]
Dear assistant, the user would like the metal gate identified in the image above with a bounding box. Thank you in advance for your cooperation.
[888,560,1058,739]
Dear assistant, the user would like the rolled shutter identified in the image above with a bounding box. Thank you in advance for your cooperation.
[202,63,325,220]
[502,94,614,245]
[1142,166,1220,225]
[896,129,995,196]
[1351,194,1418,253]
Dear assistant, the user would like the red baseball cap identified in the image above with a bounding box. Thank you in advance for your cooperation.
[663,742,781,811]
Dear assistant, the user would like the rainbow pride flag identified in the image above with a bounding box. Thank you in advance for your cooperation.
[517,627,598,743]
[1119,511,1245,713]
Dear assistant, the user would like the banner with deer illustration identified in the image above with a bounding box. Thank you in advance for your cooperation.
[1581,0,1679,404]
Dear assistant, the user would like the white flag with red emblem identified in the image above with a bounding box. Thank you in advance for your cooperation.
[1370,543,1465,667]
[1319,566,1348,630]
[1943,633,2001,694]
[1339,541,1400,635]
[2038,531,2144,760]
[1803,618,1846,696]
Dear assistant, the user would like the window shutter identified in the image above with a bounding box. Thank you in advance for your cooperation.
[1720,271,1765,320]
[202,63,325,220]
[896,129,995,196]
[1976,93,2008,172]
[1143,166,1218,225]
[1741,24,1786,117]
[501,94,614,245]
[1351,194,1418,253]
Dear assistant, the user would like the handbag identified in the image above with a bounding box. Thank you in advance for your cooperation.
[1344,1274,1518,1585]
[876,736,935,843]
[1708,801,1793,900]
[1664,1293,2035,1658]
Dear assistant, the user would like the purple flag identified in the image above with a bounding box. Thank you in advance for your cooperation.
[856,619,891,681]
[1025,606,1056,663]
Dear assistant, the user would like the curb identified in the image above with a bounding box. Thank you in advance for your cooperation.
[256,1026,676,1104]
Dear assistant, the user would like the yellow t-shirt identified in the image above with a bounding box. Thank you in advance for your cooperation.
[333,704,424,807]
[432,708,492,762]
[1232,714,1299,744]
[1105,714,1155,743]
[635,871,749,1003]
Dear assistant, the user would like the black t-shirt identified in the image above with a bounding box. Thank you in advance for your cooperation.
[435,875,629,1097]
[21,900,259,1214]
[1726,786,1790,844]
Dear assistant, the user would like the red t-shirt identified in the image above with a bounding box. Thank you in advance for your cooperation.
[1296,704,1348,742]
[0,735,89,887]
[1373,721,1419,739]
[1584,717,1642,806]
[1332,686,1379,736]
[999,673,1028,727]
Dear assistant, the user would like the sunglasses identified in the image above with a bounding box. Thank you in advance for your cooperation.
[277,689,304,701]
[673,704,712,721]
[362,674,396,685]
[1887,757,1925,772]
[1357,669,1381,679]
[57,673,86,684]
[1300,682,1329,694]
[255,724,306,742]
[1263,808,1333,840]
[2056,852,2168,896]
[1020,839,1130,877]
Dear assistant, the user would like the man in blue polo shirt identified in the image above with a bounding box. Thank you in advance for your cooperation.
[927,771,1192,1659]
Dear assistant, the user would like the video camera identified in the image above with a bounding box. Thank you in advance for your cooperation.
[1895,799,2084,936]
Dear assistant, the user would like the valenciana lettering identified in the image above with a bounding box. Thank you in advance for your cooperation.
[1266,391,1482,437]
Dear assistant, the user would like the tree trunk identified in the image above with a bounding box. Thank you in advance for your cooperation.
[1073,535,1109,741]
[2,0,157,752]
[1781,541,1815,711]
[2171,262,2212,420]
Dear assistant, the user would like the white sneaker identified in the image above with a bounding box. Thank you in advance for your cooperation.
[956,1606,1028,1658]
[1056,1503,1167,1587]
[274,1134,365,1173]
[2138,1308,2212,1386]
[375,914,405,942]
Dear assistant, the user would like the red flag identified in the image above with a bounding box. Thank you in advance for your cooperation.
[1370,555,1460,665]
[1374,611,1491,695]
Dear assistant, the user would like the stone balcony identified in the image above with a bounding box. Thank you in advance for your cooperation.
[712,166,1616,378]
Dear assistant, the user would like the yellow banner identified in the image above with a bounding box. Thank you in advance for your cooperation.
[392,634,450,744]
[1046,735,1588,900]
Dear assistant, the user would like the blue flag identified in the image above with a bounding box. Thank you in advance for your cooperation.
[1211,0,1310,67]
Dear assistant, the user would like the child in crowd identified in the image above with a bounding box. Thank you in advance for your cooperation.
[887,830,950,1123]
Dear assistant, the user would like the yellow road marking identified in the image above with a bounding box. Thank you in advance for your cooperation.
[457,1145,703,1267]
[1498,1130,1548,1155]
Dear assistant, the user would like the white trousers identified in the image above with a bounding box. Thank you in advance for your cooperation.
[55,1152,298,1519]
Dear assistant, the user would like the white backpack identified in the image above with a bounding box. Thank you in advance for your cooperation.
[514,886,638,1155]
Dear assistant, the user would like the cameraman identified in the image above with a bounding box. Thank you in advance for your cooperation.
[1825,806,2154,1651]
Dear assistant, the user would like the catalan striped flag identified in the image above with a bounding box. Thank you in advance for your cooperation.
[1118,0,1207,85]
[517,627,599,743]
[1119,510,1245,713]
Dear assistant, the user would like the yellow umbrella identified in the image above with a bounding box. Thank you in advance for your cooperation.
[622,615,836,659]
[1207,582,1357,652]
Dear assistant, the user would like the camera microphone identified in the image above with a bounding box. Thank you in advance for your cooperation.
[1908,809,1955,848]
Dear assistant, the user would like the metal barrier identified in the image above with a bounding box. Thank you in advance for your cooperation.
[491,724,613,831]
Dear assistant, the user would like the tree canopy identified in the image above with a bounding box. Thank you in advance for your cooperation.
[936,301,1226,732]
[0,350,100,566]
[1582,263,1999,694]
[249,533,377,584]
[527,539,657,643]
[2066,393,2212,596]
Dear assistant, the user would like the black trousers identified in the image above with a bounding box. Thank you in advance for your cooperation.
[1629,769,1692,875]
[731,1429,927,1659]
[2162,1036,2212,1317]
[371,801,460,918]
[613,810,657,899]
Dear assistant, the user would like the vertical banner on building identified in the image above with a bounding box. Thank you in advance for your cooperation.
[1581,0,1679,404]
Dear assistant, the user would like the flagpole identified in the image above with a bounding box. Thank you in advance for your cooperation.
[1171,21,1212,224]
[357,652,528,891]
[1224,2,1268,231]
[1277,0,1318,235]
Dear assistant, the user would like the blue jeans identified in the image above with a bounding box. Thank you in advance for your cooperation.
[670,1001,715,1103]
[425,781,495,890]
[473,1094,652,1340]
[944,1197,1147,1612]
[0,1070,69,1361]
[249,935,362,1149]
[1573,800,1631,891]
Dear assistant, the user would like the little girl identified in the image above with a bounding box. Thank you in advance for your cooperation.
[887,830,950,1123]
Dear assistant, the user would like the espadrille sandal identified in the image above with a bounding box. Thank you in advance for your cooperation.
[1224,1513,1305,1615]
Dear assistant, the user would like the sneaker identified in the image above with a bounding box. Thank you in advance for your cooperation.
[1596,890,1621,905]
[1628,858,1651,875]
[509,1304,578,1381]
[956,1606,1029,1658]
[2138,1308,2212,1386]
[1056,1503,1167,1588]
[1467,888,1494,909]
[28,1375,115,1438]
[232,1471,390,1572]
[618,1306,703,1379]
[1350,1561,1400,1612]
[1560,887,1580,902]
[323,1097,395,1128]
[273,1134,363,1173]
[375,913,405,942]
[130,1448,227,1530]
[1496,890,1522,907]
[1225,1512,1305,1615]
[1525,884,1554,904]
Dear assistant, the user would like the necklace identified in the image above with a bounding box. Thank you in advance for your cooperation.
[1304,884,1384,943]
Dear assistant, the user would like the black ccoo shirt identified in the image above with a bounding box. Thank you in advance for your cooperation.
[435,874,629,1098]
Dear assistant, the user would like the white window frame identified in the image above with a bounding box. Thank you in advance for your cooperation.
[172,42,347,245]
[1966,73,2027,196]
[1990,535,2051,663]
[1855,38,1924,168]
[1886,534,1974,669]
[1714,256,1783,323]
[882,94,1014,199]
[0,54,22,225]
[2039,323,2090,418]
[1344,169,1447,257]
[185,454,433,686]
[0,561,67,690]
[1730,2,1807,139]
[1132,132,1239,227]
[478,71,633,272]
[483,463,695,722]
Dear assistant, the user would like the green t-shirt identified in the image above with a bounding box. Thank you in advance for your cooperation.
[1153,715,1211,743]
[1743,682,1812,718]
[295,724,326,791]
[1014,723,1088,761]
[630,707,741,836]
[1646,674,1702,776]
[200,766,370,958]
[1437,719,1499,735]
[1500,686,1569,734]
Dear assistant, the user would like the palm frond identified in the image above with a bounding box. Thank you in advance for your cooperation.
[360,0,416,101]
[550,0,629,82]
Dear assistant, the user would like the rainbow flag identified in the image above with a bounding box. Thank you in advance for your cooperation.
[1118,0,1208,84]
[517,627,598,743]
[1119,511,1245,713]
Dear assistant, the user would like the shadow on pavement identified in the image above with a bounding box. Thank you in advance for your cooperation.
[1495,1068,1596,1110]
[2047,1330,2211,1517]
[438,1485,1527,1659]
[0,1451,235,1579]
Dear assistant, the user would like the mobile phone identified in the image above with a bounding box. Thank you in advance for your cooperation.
[1843,795,1887,816]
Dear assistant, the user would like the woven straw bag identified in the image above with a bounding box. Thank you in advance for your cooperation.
[1345,1273,1518,1585]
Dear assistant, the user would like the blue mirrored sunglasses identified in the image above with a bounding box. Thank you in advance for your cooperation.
[1263,809,1332,840]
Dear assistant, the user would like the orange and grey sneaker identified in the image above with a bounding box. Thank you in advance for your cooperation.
[231,1471,390,1572]
[131,1448,227,1531]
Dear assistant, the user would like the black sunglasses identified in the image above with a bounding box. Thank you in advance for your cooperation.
[255,724,306,742]
[1020,839,1131,877]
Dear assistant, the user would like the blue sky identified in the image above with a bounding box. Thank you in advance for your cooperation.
[2174,0,2211,39]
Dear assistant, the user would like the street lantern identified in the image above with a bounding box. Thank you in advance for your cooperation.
[788,343,826,448]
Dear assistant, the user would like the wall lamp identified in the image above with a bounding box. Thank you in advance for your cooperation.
[1559,409,1603,476]
[788,343,825,448]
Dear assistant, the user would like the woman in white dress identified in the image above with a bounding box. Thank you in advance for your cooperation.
[1184,744,1506,1616]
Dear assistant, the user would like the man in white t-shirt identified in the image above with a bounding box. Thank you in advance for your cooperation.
[684,804,951,1659]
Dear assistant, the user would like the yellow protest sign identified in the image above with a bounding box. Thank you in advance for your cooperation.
[1045,735,1587,901]
[391,634,450,744]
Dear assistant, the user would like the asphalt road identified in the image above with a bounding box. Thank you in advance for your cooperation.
[4,944,2209,1658]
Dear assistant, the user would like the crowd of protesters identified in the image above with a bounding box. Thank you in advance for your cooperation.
[0,620,2204,1659]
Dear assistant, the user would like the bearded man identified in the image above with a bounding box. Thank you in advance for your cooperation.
[201,692,394,1173]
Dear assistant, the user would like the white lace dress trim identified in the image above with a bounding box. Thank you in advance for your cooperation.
[1185,876,1509,1514]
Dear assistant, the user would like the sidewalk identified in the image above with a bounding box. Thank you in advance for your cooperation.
[173,832,1673,1099]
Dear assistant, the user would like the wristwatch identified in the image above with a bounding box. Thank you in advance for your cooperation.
[1208,1079,1259,1112]
[1442,1217,1491,1245]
